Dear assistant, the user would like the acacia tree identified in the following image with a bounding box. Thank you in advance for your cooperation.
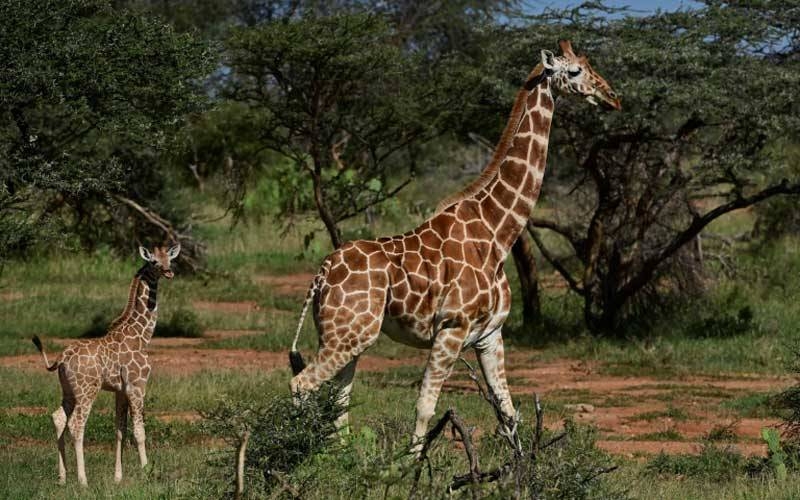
[0,0,211,269]
[497,2,800,333]
[223,11,483,248]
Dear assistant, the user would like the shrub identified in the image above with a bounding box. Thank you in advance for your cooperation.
[522,419,630,500]
[155,307,204,338]
[645,445,743,481]
[81,306,204,338]
[202,384,346,497]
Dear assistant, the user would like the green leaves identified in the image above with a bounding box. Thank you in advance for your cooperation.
[0,0,212,262]
[761,427,788,481]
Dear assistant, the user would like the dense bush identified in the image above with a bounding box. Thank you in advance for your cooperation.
[202,384,346,497]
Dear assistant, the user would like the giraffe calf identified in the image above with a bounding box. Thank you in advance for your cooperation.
[32,244,180,486]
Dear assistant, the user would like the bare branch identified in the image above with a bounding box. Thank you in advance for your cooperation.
[619,179,800,302]
[527,224,586,295]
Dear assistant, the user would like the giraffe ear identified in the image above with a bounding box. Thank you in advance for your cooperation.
[139,246,154,262]
[167,244,181,261]
[541,49,556,70]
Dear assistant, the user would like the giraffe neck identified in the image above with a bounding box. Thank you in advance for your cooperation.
[476,76,554,257]
[108,264,159,345]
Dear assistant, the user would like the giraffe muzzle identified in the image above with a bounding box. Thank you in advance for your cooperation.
[162,270,174,279]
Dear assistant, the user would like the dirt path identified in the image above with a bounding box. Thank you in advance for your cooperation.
[0,347,425,376]
[253,273,315,296]
[1,345,788,457]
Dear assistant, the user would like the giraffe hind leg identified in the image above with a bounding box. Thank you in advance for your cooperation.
[52,404,70,485]
[332,357,358,432]
[289,288,385,423]
[114,391,129,483]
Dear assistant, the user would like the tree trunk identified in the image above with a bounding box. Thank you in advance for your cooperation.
[311,168,342,249]
[511,234,540,329]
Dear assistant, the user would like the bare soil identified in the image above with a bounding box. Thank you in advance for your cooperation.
[2,344,788,457]
[0,348,424,377]
[0,291,24,301]
[191,300,261,314]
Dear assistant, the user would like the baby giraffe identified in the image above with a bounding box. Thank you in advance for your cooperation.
[32,244,180,486]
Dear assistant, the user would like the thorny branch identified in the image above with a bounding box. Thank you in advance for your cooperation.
[408,357,620,499]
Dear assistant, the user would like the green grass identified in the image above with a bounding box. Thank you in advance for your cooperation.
[722,393,784,419]
[636,429,686,442]
[0,444,214,499]
[630,406,691,422]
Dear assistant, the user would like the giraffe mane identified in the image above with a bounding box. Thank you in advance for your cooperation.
[108,275,142,331]
[435,63,547,215]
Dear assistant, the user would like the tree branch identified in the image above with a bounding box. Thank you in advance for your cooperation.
[527,223,586,295]
[619,179,800,302]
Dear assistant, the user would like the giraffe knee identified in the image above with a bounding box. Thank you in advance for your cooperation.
[52,408,66,430]
[415,398,435,423]
[68,419,84,439]
[133,424,146,444]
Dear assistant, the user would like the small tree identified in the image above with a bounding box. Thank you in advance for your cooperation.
[223,11,478,248]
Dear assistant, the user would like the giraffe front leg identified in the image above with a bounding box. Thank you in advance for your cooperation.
[411,326,466,457]
[126,384,148,469]
[475,330,516,429]
[333,357,358,433]
[114,391,129,483]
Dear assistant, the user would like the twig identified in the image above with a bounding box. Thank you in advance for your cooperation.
[235,429,250,500]
[449,411,481,500]
[267,470,300,500]
[409,409,455,500]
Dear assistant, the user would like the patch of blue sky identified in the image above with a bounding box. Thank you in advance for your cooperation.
[525,0,703,16]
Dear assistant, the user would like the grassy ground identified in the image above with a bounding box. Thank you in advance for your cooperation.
[2,211,800,498]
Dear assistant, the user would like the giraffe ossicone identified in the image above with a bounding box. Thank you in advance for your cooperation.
[289,39,620,455]
[33,244,180,486]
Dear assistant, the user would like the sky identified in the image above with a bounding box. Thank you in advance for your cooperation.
[529,0,703,14]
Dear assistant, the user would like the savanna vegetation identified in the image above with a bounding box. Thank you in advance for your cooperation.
[2,0,800,498]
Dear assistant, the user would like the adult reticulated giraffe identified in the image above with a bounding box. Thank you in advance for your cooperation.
[289,40,620,453]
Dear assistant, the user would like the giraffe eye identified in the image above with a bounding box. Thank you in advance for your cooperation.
[568,68,582,78]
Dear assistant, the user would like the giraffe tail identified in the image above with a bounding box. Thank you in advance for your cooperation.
[31,336,59,372]
[289,275,320,376]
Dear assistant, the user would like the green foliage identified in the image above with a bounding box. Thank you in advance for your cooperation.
[645,445,744,481]
[155,307,204,338]
[704,422,739,442]
[772,345,800,442]
[762,427,789,481]
[221,9,486,246]
[202,384,346,496]
[522,420,629,500]
[0,0,212,265]
[686,305,757,339]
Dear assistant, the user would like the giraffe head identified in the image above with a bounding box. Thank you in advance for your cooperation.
[138,244,180,279]
[541,39,621,110]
